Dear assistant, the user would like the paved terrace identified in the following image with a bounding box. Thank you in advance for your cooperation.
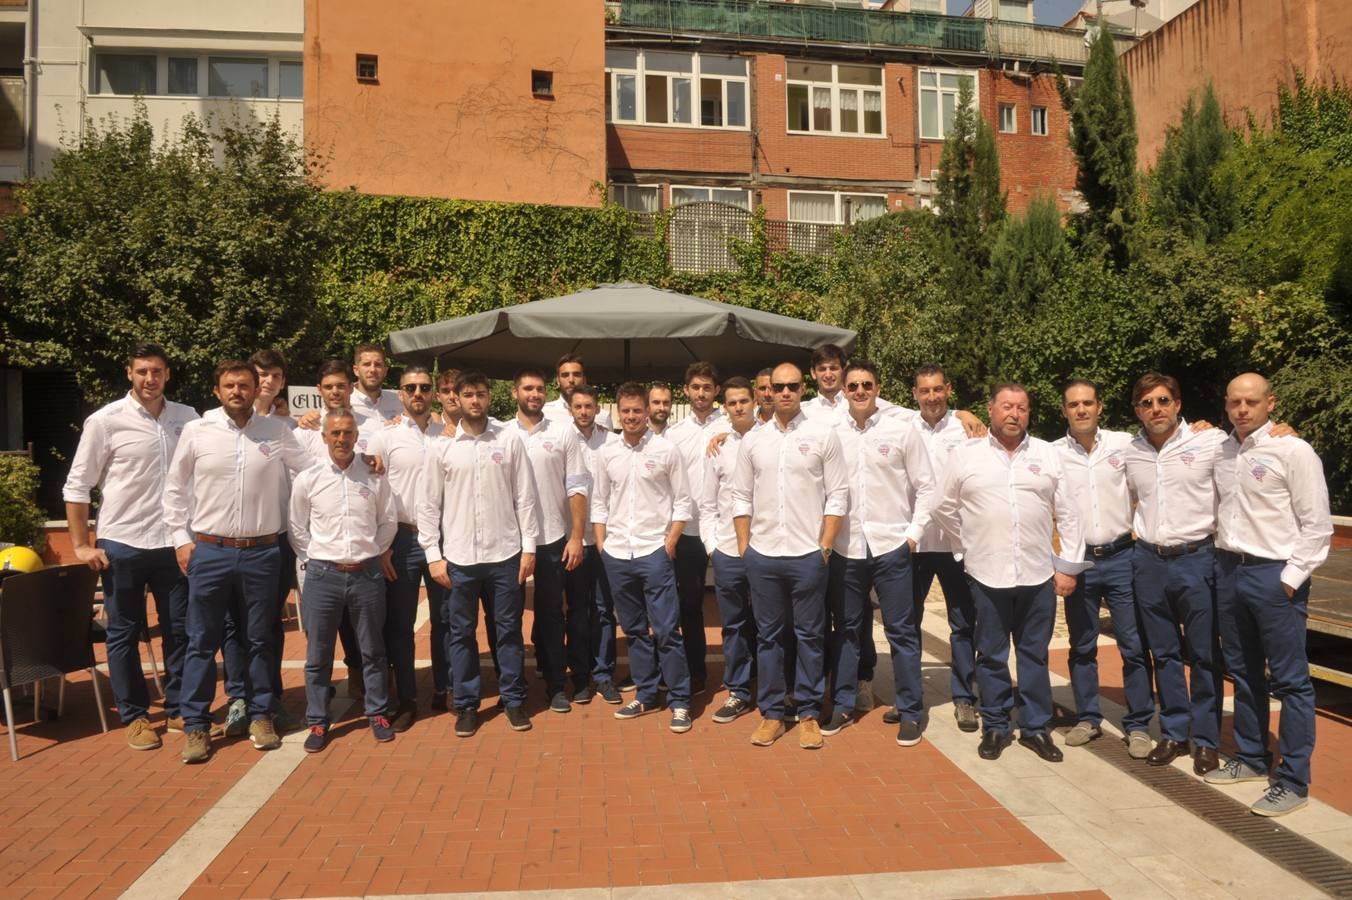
[3,552,1352,899]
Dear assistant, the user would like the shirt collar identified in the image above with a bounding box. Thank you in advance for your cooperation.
[453,420,499,442]
[918,410,952,433]
[621,428,653,450]
[771,411,808,433]
[1238,420,1274,449]
[987,431,1030,456]
[846,407,883,432]
[1062,427,1100,455]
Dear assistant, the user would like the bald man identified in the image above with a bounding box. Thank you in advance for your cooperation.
[1206,374,1331,817]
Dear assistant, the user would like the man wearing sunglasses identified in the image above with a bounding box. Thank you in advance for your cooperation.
[827,361,937,744]
[366,367,444,731]
[1123,372,1229,775]
[732,363,849,750]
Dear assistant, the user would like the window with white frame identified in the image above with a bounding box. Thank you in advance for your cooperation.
[1031,105,1048,136]
[670,186,751,209]
[918,69,978,140]
[788,191,887,225]
[91,51,302,99]
[609,184,660,213]
[605,49,748,129]
[786,62,884,136]
[999,103,1017,133]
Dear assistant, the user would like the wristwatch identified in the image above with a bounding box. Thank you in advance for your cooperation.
[820,546,832,562]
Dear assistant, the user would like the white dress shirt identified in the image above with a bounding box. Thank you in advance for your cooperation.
[931,434,1088,589]
[576,424,619,547]
[591,430,692,559]
[417,420,540,566]
[63,393,200,550]
[366,416,443,524]
[163,408,311,546]
[506,415,591,545]
[732,411,849,557]
[804,393,899,425]
[913,411,970,553]
[699,427,749,558]
[833,410,937,559]
[1053,428,1135,546]
[665,409,729,539]
[288,457,397,564]
[544,396,612,431]
[1125,422,1226,546]
[1216,421,1332,590]
[350,388,403,424]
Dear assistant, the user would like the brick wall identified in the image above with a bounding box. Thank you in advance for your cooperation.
[1124,0,1352,167]
[606,51,1079,216]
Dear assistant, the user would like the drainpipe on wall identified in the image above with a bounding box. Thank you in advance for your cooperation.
[23,0,36,179]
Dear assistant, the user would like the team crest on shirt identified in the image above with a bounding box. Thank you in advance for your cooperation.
[357,437,369,452]
[798,441,813,456]
[542,439,555,452]
[1180,451,1196,466]
[490,448,505,465]
[1251,464,1267,482]
[1106,452,1123,469]
[1028,462,1041,475]
[358,485,372,499]
[644,456,658,472]
[174,424,185,437]
[257,441,274,458]
[877,443,891,458]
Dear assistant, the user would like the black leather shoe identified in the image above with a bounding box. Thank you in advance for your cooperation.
[882,708,900,725]
[1193,746,1219,775]
[1146,738,1189,767]
[1018,731,1064,762]
[978,730,1012,760]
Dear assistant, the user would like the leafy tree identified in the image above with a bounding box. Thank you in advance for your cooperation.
[0,107,331,411]
[1059,28,1138,269]
[1148,82,1235,243]
[987,195,1071,319]
[935,77,1007,253]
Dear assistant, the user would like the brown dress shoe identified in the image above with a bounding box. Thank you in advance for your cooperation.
[1193,746,1219,775]
[1146,738,1189,767]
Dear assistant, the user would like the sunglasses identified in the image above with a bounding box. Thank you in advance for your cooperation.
[1136,396,1175,410]
[846,381,875,392]
[771,382,802,393]
[401,384,433,395]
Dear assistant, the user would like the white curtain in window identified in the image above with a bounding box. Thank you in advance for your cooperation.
[790,193,836,224]
[812,86,832,131]
[863,92,882,114]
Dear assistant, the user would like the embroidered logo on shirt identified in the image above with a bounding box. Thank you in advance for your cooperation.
[644,457,658,473]
[1107,452,1123,469]
[1180,451,1196,466]
[1028,462,1041,475]
[1251,465,1268,482]
[174,425,185,436]
[358,485,372,498]
[258,442,274,458]
[877,443,891,457]
[798,441,813,456]
[490,449,505,465]
[542,440,556,452]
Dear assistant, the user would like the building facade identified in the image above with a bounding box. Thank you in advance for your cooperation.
[1,0,304,187]
[605,0,1093,225]
[303,0,606,206]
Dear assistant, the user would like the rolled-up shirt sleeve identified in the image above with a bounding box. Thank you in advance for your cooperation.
[417,447,446,563]
[62,415,108,504]
[163,424,197,547]
[563,431,591,498]
[820,430,849,517]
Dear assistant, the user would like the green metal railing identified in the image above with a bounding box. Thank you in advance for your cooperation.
[616,0,1107,64]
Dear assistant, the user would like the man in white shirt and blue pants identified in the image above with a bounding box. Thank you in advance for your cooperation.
[289,406,399,750]
[63,342,199,750]
[419,371,540,737]
[591,382,695,733]
[164,360,311,762]
[932,383,1087,763]
[1206,373,1332,817]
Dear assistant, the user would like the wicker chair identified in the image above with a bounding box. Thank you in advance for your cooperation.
[0,565,110,761]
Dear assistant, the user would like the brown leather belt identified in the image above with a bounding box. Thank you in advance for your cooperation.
[398,522,419,534]
[313,560,368,573]
[195,532,278,549]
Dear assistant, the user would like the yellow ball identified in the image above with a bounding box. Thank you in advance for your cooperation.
[0,546,43,573]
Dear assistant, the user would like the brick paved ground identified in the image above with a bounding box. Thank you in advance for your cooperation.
[2,582,1350,898]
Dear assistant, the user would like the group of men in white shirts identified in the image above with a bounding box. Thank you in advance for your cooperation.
[64,339,1332,818]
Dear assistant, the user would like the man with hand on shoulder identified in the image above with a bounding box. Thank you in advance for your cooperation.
[289,407,399,752]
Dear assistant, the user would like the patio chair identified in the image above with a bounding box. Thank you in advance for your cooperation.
[0,564,110,761]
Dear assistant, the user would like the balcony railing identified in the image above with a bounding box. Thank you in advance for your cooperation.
[615,0,1132,66]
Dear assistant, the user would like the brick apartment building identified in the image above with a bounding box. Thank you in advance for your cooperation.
[604,0,1109,227]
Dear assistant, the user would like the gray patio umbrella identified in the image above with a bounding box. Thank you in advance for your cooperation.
[385,281,857,382]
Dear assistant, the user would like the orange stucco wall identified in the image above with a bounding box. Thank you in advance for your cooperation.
[305,0,607,206]
[1124,0,1352,167]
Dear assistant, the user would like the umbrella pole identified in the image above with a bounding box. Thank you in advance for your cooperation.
[624,339,631,381]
